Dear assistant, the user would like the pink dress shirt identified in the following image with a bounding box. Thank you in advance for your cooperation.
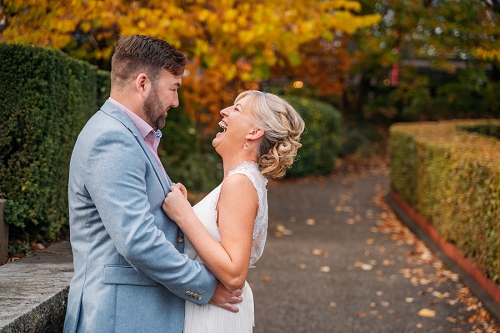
[108,98,168,180]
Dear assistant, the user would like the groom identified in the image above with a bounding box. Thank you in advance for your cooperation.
[63,35,242,333]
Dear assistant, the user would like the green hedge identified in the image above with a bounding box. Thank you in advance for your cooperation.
[284,96,343,177]
[390,119,500,283]
[0,44,101,253]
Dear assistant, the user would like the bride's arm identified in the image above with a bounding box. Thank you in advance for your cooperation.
[162,174,257,291]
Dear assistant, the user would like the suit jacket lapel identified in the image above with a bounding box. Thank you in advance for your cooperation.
[99,100,171,195]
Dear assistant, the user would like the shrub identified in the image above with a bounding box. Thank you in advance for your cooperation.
[390,120,500,283]
[283,96,343,177]
[0,44,99,253]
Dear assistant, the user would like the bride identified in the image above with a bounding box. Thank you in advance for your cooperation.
[162,90,304,332]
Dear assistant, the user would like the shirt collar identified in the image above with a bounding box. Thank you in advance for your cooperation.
[108,97,162,139]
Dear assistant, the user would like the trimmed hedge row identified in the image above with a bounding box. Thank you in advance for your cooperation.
[390,119,500,283]
[0,44,104,253]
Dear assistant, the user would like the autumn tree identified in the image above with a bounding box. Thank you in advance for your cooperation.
[0,0,380,132]
[342,0,500,121]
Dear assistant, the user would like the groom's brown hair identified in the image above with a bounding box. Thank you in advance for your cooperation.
[111,35,187,87]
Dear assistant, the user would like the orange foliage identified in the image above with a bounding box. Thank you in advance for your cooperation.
[272,35,354,96]
[1,0,381,132]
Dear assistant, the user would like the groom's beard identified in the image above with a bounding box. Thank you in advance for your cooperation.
[144,84,167,131]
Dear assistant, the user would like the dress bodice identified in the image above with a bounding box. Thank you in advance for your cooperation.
[185,162,268,268]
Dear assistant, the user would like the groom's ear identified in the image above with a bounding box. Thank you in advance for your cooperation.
[135,73,151,98]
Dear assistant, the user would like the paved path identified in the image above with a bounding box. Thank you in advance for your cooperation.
[247,167,498,333]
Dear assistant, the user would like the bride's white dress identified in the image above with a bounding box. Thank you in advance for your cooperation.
[183,162,268,333]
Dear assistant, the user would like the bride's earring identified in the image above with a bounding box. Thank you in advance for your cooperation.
[243,140,249,150]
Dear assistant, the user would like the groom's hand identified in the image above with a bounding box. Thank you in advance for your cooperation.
[209,281,243,313]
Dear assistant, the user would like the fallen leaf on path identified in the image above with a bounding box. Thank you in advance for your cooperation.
[417,308,436,317]
[320,266,330,272]
[306,218,316,225]
[312,249,328,257]
[354,262,373,271]
[382,259,392,266]
[400,268,411,278]
[447,299,458,305]
[432,291,450,299]
[262,276,271,283]
[275,224,293,236]
[420,278,430,285]
[329,302,337,307]
[366,238,375,245]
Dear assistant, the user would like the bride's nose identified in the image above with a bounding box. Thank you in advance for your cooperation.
[220,107,230,116]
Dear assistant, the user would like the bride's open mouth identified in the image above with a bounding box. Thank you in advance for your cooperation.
[217,120,228,134]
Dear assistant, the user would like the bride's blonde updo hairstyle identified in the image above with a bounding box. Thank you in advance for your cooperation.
[235,90,305,179]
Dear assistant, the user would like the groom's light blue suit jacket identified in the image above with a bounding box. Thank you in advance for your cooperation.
[63,100,217,333]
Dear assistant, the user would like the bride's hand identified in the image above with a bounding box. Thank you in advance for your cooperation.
[162,185,192,225]
[175,182,188,200]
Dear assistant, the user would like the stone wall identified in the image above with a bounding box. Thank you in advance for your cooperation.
[0,241,73,333]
